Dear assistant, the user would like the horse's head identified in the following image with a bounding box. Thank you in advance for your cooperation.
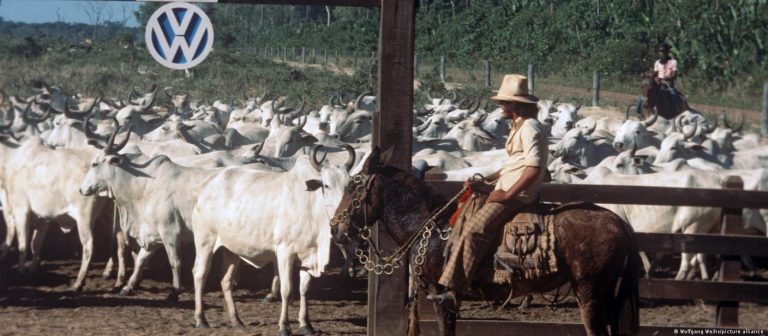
[331,146,394,245]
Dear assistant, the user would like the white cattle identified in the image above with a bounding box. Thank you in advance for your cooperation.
[550,103,580,139]
[414,113,449,139]
[442,113,497,152]
[550,126,616,168]
[2,137,108,291]
[189,146,355,334]
[79,130,220,300]
[613,111,662,152]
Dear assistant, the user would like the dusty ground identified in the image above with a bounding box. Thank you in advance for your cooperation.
[0,258,766,335]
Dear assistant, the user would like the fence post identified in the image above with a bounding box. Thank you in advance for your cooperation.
[716,175,744,327]
[311,48,316,63]
[335,50,339,65]
[301,47,306,63]
[440,56,446,83]
[414,54,419,78]
[527,64,535,94]
[762,82,768,138]
[371,51,376,65]
[592,71,601,107]
[323,49,328,64]
[485,60,491,88]
[353,51,358,67]
[283,47,287,61]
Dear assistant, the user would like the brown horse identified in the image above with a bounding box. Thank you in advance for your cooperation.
[332,147,641,336]
[640,76,688,120]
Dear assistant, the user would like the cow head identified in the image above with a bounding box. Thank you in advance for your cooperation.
[444,113,496,152]
[654,126,702,165]
[304,145,356,224]
[613,110,658,152]
[80,123,133,196]
[550,103,580,138]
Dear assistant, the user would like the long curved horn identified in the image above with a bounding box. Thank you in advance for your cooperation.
[455,97,468,109]
[310,145,327,172]
[327,94,336,108]
[472,112,487,126]
[450,91,457,102]
[629,142,637,157]
[353,90,369,111]
[295,97,306,116]
[683,120,697,140]
[585,118,597,135]
[426,90,434,101]
[735,114,745,133]
[23,101,52,124]
[105,119,133,154]
[624,105,631,122]
[469,96,481,114]
[342,144,356,172]
[63,96,73,118]
[674,114,684,132]
[83,112,97,141]
[414,119,432,133]
[0,90,15,130]
[294,114,308,129]
[643,109,658,127]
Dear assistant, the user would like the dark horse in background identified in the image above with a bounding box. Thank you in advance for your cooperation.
[639,75,689,120]
[332,148,642,336]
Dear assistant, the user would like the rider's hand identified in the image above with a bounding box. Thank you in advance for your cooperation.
[486,190,509,204]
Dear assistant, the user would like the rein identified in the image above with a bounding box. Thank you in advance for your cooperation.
[332,169,466,275]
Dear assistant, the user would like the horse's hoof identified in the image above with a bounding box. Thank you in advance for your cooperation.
[297,325,316,335]
[119,288,133,297]
[196,321,209,329]
[263,293,279,303]
[278,328,293,336]
[231,320,246,329]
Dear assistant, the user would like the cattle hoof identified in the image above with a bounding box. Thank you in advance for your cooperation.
[119,288,133,297]
[263,293,279,303]
[517,295,531,310]
[231,321,246,329]
[71,284,84,293]
[297,325,316,335]
[166,290,179,302]
[195,321,210,329]
[277,328,293,336]
[101,272,112,280]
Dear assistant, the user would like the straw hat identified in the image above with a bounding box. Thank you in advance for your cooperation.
[490,74,539,104]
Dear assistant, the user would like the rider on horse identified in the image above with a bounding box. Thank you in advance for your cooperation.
[428,74,548,310]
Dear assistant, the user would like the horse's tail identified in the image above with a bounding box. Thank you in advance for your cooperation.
[613,223,641,336]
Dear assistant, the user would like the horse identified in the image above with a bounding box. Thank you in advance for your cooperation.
[639,75,688,120]
[332,147,641,336]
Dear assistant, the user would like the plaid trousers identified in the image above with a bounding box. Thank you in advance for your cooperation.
[438,200,524,290]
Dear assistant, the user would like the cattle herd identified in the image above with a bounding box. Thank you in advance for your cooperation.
[0,79,765,334]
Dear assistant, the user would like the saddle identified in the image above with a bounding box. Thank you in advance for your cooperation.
[447,187,560,284]
[492,204,559,283]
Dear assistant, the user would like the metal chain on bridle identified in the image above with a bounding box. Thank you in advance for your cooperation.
[331,172,466,275]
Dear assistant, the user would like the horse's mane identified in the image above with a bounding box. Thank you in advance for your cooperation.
[379,165,450,212]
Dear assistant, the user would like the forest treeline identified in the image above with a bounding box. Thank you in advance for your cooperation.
[1,0,766,92]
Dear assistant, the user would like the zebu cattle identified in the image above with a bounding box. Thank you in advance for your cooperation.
[414,113,449,139]
[479,108,511,147]
[189,146,355,334]
[550,126,616,168]
[79,128,218,299]
[173,143,264,168]
[550,103,580,138]
[44,98,101,148]
[581,167,726,280]
[263,110,317,157]
[412,149,470,171]
[143,118,225,152]
[442,113,496,152]
[1,137,108,290]
[613,110,662,152]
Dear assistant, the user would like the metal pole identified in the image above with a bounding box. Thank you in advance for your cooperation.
[593,71,601,107]
[527,64,535,94]
[762,82,768,138]
[485,60,491,88]
[440,56,446,83]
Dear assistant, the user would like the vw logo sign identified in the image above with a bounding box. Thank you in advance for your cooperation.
[145,2,214,70]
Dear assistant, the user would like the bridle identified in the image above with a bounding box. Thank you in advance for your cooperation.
[331,168,465,276]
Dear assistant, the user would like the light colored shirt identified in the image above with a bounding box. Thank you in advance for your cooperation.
[654,59,677,79]
[495,117,548,204]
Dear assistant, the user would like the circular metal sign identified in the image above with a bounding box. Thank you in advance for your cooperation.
[145,2,214,70]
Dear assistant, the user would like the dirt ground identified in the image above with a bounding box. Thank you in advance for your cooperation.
[0,258,766,336]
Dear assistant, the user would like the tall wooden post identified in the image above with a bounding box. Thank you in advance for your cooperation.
[414,54,419,78]
[717,176,743,327]
[353,51,358,67]
[592,71,600,107]
[311,48,316,63]
[527,64,535,94]
[301,47,306,63]
[439,56,446,83]
[372,0,415,335]
[323,49,328,64]
[761,82,768,138]
[484,60,491,88]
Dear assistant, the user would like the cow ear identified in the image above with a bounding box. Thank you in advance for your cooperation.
[380,147,395,165]
[108,156,123,166]
[362,147,382,174]
[632,156,646,166]
[301,134,318,145]
[305,179,322,191]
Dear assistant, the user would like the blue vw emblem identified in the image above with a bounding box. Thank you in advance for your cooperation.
[145,2,214,70]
